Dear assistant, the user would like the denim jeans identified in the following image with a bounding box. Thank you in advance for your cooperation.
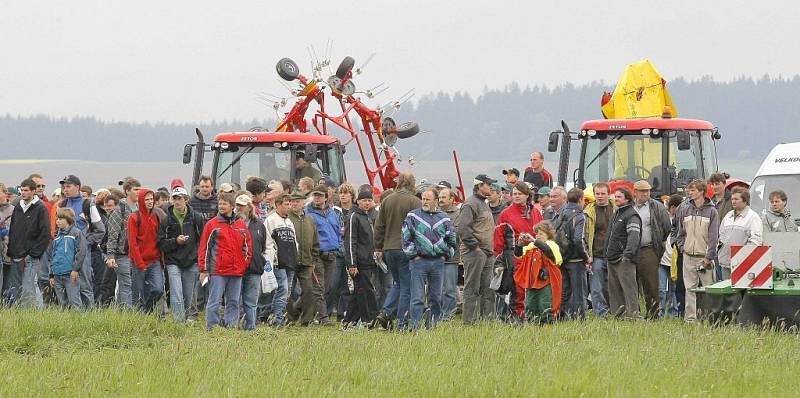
[78,244,95,309]
[13,256,43,309]
[206,275,243,330]
[165,264,198,322]
[380,249,411,329]
[589,257,609,318]
[561,261,588,320]
[658,265,679,318]
[410,257,444,330]
[271,268,295,326]
[133,261,164,313]
[241,274,262,330]
[53,274,84,311]
[441,262,459,320]
[114,256,135,309]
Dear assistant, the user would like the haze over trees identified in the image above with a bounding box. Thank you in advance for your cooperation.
[2,75,797,164]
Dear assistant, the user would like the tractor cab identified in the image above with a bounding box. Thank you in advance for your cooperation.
[553,117,720,196]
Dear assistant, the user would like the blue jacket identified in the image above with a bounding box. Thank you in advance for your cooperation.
[402,208,458,260]
[306,204,342,252]
[47,225,87,276]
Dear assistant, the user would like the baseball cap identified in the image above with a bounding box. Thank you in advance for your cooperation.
[501,183,514,192]
[6,186,20,195]
[633,180,652,191]
[437,180,452,189]
[537,186,552,196]
[170,178,185,190]
[474,174,497,185]
[319,176,336,188]
[502,168,520,176]
[171,186,189,198]
[118,176,135,186]
[490,183,502,192]
[311,185,328,197]
[290,191,308,200]
[59,175,81,186]
[235,194,252,206]
[219,183,234,193]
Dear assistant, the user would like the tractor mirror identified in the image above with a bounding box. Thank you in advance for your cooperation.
[548,132,559,152]
[304,144,318,163]
[182,144,193,164]
[676,131,690,151]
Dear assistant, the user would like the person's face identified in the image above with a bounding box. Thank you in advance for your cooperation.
[276,200,291,217]
[20,186,34,201]
[770,196,786,212]
[311,193,326,207]
[32,177,45,196]
[614,191,628,207]
[634,189,650,205]
[236,203,250,217]
[421,191,437,211]
[198,180,213,196]
[327,187,336,200]
[489,189,501,202]
[62,183,79,198]
[501,191,512,203]
[506,174,518,184]
[438,189,454,209]
[218,199,232,216]
[731,194,746,211]
[267,185,283,201]
[594,187,609,206]
[291,199,305,213]
[550,191,565,208]
[530,153,543,170]
[81,190,90,199]
[56,218,68,230]
[477,183,491,197]
[126,186,141,203]
[252,191,266,204]
[358,198,374,211]
[143,192,154,210]
[686,187,702,201]
[539,195,550,207]
[712,181,725,196]
[158,196,169,206]
[296,158,306,169]
[339,192,353,206]
[104,199,117,214]
[511,188,529,205]
[173,196,187,211]
[0,189,7,204]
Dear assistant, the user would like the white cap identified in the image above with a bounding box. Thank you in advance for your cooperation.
[171,186,189,197]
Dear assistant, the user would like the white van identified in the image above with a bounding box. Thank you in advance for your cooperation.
[749,142,800,226]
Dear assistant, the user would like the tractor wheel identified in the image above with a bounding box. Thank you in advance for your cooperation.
[395,121,419,139]
[336,56,355,79]
[276,58,300,81]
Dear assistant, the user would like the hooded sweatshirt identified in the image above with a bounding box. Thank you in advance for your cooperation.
[762,207,798,233]
[127,189,162,270]
[675,197,720,259]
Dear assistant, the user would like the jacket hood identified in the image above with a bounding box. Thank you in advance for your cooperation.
[767,207,791,218]
[137,189,153,215]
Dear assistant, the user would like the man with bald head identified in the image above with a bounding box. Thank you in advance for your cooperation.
[523,151,553,190]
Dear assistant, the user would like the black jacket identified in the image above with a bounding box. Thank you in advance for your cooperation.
[344,208,376,269]
[604,204,642,264]
[7,198,51,259]
[157,205,205,268]
[244,217,267,275]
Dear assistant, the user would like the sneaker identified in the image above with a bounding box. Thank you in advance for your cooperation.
[374,312,391,330]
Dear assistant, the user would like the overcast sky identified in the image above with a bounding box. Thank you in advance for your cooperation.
[2,0,798,122]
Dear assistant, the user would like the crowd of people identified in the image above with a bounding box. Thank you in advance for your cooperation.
[0,151,796,331]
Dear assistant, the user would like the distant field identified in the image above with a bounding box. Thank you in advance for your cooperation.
[1,309,797,396]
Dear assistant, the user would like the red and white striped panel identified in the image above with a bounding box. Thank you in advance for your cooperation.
[730,245,773,289]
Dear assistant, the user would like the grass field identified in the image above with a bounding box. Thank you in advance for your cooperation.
[1,309,798,396]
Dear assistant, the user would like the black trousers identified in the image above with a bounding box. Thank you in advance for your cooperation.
[344,268,378,324]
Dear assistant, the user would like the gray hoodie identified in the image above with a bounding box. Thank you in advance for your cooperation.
[762,208,798,233]
[675,197,720,259]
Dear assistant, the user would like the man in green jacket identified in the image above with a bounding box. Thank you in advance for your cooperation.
[287,192,321,326]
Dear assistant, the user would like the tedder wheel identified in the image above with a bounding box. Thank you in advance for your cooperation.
[336,56,355,79]
[395,121,419,139]
[276,58,300,81]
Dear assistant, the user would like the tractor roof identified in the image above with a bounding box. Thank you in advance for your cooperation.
[581,118,714,132]
[213,131,339,145]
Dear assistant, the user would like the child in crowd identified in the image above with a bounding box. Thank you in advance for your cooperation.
[48,208,87,311]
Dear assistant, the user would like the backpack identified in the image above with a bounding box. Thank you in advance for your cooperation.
[59,197,94,231]
[554,210,580,260]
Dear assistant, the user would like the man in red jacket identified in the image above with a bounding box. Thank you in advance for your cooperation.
[199,192,252,330]
[127,189,164,313]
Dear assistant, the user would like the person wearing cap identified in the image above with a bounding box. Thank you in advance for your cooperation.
[500,183,513,205]
[502,168,520,185]
[286,191,321,326]
[58,174,105,309]
[488,183,507,223]
[373,172,422,330]
[7,178,51,308]
[199,192,252,330]
[318,176,338,208]
[264,193,297,328]
[105,177,142,308]
[632,179,672,319]
[523,151,554,190]
[456,174,497,325]
[190,175,218,223]
[402,187,458,330]
[536,186,553,220]
[235,193,270,331]
[157,186,205,322]
[342,190,381,328]
[305,184,341,326]
[296,151,322,182]
[437,186,462,320]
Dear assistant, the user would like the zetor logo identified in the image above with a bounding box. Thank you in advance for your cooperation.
[240,136,257,142]
[775,157,800,163]
[608,124,627,129]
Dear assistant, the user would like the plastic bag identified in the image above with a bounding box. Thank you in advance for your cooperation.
[261,260,278,293]
[489,269,503,291]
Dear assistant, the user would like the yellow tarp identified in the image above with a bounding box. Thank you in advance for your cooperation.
[601,59,678,119]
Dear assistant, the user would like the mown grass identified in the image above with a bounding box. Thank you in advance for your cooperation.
[1,309,798,396]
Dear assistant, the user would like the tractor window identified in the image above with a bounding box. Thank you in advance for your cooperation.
[325,145,345,186]
[215,145,291,189]
[750,175,800,225]
[583,134,665,189]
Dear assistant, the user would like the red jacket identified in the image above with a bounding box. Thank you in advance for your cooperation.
[199,214,252,277]
[127,189,162,270]
[493,203,542,257]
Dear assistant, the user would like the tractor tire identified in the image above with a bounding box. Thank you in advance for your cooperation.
[395,121,419,139]
[276,58,300,81]
[336,56,355,79]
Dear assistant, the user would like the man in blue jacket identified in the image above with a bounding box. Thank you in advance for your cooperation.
[306,185,342,325]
